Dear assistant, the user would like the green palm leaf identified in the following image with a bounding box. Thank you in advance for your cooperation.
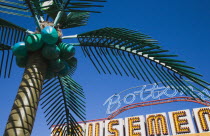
[44,0,106,12]
[41,76,85,136]
[0,0,30,17]
[41,0,105,27]
[60,12,90,29]
[0,18,27,78]
[77,27,210,99]
[68,57,78,76]
[0,0,105,29]
[0,18,27,30]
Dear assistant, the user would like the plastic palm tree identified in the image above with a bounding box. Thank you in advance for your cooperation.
[0,0,209,136]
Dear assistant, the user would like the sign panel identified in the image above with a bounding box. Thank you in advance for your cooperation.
[169,109,195,135]
[193,107,210,133]
[85,121,104,136]
[146,112,170,136]
[51,107,210,136]
[124,115,146,136]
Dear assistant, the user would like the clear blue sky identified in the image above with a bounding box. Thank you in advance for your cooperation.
[0,0,210,135]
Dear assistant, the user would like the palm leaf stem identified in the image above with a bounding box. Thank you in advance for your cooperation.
[54,11,65,26]
[53,0,70,26]
[25,0,41,30]
[62,35,78,39]
[58,77,72,135]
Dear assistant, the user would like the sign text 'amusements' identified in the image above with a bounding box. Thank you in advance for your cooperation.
[52,107,210,136]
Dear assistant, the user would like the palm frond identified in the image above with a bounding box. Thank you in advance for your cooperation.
[68,57,78,76]
[40,0,105,27]
[77,27,210,99]
[0,19,27,78]
[25,0,45,17]
[41,76,85,136]
[0,18,27,31]
[0,0,31,17]
[49,0,106,13]
[60,12,90,29]
[0,0,105,28]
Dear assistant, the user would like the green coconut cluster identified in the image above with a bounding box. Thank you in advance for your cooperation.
[12,26,76,79]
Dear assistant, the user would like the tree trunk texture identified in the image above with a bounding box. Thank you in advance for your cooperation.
[4,52,47,136]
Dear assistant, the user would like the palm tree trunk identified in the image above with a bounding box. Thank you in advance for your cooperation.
[4,52,47,136]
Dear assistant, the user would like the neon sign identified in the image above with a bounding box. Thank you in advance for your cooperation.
[103,83,210,114]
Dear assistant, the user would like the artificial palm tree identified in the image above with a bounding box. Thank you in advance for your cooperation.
[0,0,209,136]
